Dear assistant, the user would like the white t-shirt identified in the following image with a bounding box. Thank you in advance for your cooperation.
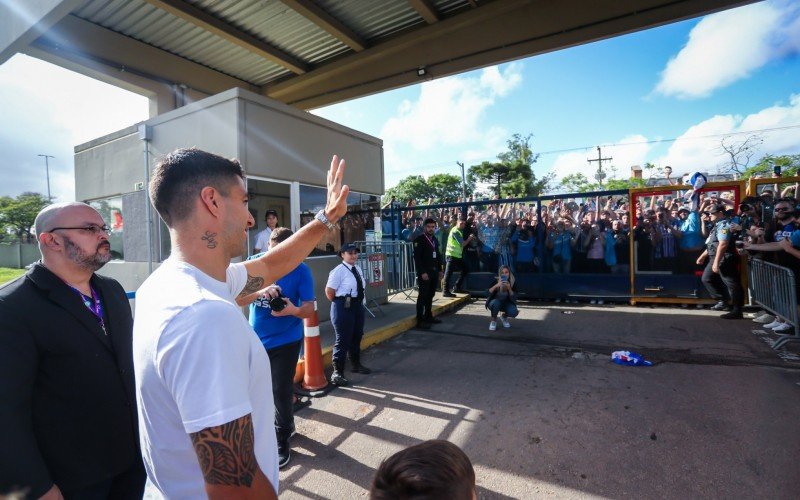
[253,228,272,252]
[133,258,278,498]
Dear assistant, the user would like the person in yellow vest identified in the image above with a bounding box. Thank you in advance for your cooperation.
[443,217,474,297]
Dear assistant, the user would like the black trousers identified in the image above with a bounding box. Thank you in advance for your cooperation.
[416,272,437,320]
[62,460,145,500]
[266,339,303,436]
[701,253,743,309]
[443,256,469,292]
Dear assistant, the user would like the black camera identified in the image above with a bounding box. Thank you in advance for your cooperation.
[774,165,782,176]
[268,293,287,312]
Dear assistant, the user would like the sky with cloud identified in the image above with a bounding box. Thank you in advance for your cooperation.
[0,0,799,201]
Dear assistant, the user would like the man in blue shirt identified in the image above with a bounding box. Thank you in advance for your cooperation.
[238,227,316,469]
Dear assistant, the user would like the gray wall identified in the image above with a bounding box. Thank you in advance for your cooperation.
[75,127,143,201]
[0,243,39,268]
[242,97,384,195]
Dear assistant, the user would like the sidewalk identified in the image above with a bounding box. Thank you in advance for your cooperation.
[297,292,470,374]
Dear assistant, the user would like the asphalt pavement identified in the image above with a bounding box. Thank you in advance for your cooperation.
[280,299,800,499]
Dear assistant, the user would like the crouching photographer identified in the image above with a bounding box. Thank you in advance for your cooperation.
[237,227,316,469]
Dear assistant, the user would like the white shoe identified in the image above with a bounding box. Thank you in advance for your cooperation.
[773,322,793,333]
[489,321,497,331]
[763,320,783,329]
[501,318,511,328]
[753,314,774,324]
[597,300,604,305]
[554,299,561,303]
[590,300,597,305]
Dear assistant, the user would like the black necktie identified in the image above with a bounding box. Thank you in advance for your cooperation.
[350,265,364,301]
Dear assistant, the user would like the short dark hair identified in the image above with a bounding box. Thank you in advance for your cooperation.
[424,217,436,226]
[269,227,293,244]
[150,148,245,226]
[265,210,278,220]
[370,440,475,500]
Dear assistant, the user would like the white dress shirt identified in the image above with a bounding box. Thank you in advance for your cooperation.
[326,262,366,297]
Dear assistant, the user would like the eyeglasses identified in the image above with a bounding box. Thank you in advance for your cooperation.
[47,224,112,236]
[774,207,793,212]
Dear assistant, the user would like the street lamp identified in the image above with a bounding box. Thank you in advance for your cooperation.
[37,154,54,201]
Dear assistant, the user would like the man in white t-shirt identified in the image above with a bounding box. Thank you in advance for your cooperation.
[253,210,279,253]
[133,148,348,499]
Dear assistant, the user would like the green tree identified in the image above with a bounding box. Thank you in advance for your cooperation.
[383,175,432,204]
[427,173,471,202]
[0,192,51,242]
[467,133,552,197]
[740,153,800,179]
[384,173,474,204]
[559,173,596,193]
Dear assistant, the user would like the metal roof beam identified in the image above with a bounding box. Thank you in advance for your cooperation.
[30,14,254,115]
[281,0,367,52]
[143,0,310,74]
[408,0,440,24]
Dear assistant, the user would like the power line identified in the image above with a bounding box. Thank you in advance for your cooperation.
[403,122,800,170]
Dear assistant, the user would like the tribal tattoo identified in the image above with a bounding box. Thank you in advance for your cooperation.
[190,414,257,486]
[237,274,265,299]
[201,231,218,249]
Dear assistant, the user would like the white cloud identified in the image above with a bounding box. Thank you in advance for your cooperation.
[0,54,149,201]
[655,93,800,173]
[655,0,800,98]
[379,62,522,154]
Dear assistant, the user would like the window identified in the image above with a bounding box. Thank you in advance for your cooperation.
[299,185,380,255]
[89,197,124,260]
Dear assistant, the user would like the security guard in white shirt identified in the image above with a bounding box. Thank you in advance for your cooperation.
[325,243,370,386]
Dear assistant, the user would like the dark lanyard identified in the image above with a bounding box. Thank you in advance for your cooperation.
[68,284,107,335]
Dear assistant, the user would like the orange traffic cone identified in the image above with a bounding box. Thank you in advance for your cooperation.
[299,304,329,396]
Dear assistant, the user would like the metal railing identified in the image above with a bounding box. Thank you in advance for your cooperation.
[748,258,800,349]
[354,240,416,316]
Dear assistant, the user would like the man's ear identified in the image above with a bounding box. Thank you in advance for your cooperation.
[199,186,221,217]
[38,232,59,250]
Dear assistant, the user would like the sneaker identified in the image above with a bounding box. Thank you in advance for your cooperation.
[753,313,774,324]
[763,320,783,329]
[489,321,497,331]
[442,291,455,298]
[696,304,704,309]
[425,317,442,324]
[590,300,597,305]
[501,318,511,328]
[710,301,729,311]
[597,299,604,305]
[773,322,793,332]
[720,310,743,320]
[554,299,561,303]
[278,437,291,469]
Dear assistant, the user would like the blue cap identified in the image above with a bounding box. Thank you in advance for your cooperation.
[340,243,360,254]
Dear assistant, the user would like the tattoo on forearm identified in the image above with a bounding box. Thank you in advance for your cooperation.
[190,414,257,486]
[201,231,218,249]
[237,275,265,298]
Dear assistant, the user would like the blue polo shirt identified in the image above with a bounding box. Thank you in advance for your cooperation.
[247,254,315,350]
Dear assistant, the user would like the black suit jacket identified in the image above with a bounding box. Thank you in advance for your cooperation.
[0,263,142,497]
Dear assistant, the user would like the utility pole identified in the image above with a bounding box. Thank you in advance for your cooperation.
[456,161,467,199]
[587,146,612,186]
[38,154,54,201]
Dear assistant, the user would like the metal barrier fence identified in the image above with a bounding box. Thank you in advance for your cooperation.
[748,258,800,349]
[354,240,416,316]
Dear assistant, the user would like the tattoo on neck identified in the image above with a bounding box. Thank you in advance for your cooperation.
[201,231,218,249]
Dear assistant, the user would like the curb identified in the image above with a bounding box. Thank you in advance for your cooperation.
[294,293,471,379]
